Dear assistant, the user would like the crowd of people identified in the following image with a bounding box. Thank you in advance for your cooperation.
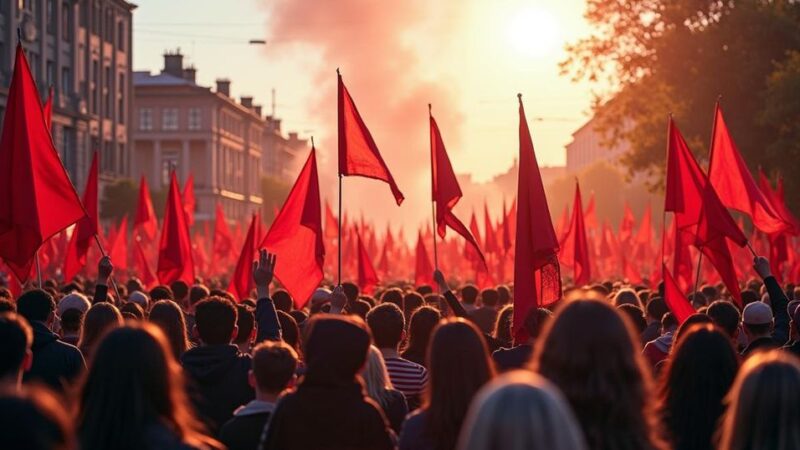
[1,249,800,450]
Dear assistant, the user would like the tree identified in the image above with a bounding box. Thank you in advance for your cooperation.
[100,178,137,222]
[261,176,292,225]
[563,0,800,207]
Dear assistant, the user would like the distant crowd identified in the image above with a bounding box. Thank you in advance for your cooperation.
[1,250,800,450]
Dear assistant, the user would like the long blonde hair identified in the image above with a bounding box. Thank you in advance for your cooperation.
[718,350,800,450]
[457,370,587,450]
[360,346,394,408]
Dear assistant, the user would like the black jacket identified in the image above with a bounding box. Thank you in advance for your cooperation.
[181,296,282,433]
[741,276,790,357]
[492,344,533,372]
[219,400,274,450]
[23,321,85,391]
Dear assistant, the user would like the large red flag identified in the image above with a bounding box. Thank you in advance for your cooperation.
[337,72,404,205]
[182,174,196,227]
[709,103,789,235]
[501,199,512,253]
[663,264,696,324]
[212,203,234,263]
[555,206,569,241]
[559,181,591,286]
[513,95,561,342]
[108,215,129,272]
[584,191,598,230]
[665,118,745,302]
[0,44,87,281]
[64,152,100,282]
[414,231,434,287]
[483,202,499,254]
[133,238,157,289]
[157,171,195,285]
[228,214,258,301]
[429,109,485,266]
[134,175,158,241]
[260,149,324,307]
[43,86,53,131]
[324,200,339,239]
[619,203,635,244]
[758,171,800,234]
[357,232,379,294]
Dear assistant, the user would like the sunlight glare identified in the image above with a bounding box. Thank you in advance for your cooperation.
[506,8,561,58]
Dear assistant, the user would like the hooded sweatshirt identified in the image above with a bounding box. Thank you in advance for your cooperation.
[23,321,85,391]
[262,315,394,450]
[219,400,275,450]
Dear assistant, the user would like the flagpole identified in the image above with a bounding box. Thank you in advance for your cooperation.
[428,103,439,271]
[693,250,703,296]
[35,250,42,288]
[92,234,122,301]
[337,173,343,286]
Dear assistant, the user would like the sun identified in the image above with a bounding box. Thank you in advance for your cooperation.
[506,8,561,58]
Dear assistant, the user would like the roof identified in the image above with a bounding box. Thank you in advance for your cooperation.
[133,71,196,87]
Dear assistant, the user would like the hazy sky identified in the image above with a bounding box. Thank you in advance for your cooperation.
[133,0,599,228]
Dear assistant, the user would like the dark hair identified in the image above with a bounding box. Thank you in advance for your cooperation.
[424,318,495,450]
[252,341,298,393]
[401,306,440,366]
[0,287,12,300]
[380,288,403,309]
[707,300,741,338]
[493,305,514,347]
[272,289,293,313]
[119,302,144,320]
[349,299,371,319]
[532,299,666,450]
[701,285,719,302]
[0,298,15,313]
[416,285,433,296]
[194,296,237,345]
[613,289,642,309]
[740,289,759,306]
[461,284,479,305]
[661,312,678,331]
[675,313,713,341]
[342,282,359,304]
[523,307,553,339]
[234,305,255,345]
[0,386,73,450]
[617,303,647,334]
[149,285,174,302]
[688,291,708,308]
[0,313,32,379]
[169,281,189,302]
[480,288,499,307]
[288,310,308,326]
[645,297,668,322]
[149,300,191,357]
[77,324,216,450]
[17,289,55,323]
[59,308,83,334]
[659,324,738,450]
[188,285,209,306]
[366,303,405,349]
[403,292,425,323]
[277,311,300,353]
[78,303,123,361]
[497,285,511,305]
[125,278,143,294]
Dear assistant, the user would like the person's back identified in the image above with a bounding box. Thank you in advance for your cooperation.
[470,289,499,334]
[180,296,253,433]
[17,290,85,391]
[262,314,393,450]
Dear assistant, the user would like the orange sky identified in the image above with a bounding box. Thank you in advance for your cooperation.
[134,0,600,230]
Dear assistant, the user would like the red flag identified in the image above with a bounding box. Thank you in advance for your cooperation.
[108,215,128,272]
[558,181,591,286]
[43,86,53,131]
[483,202,499,254]
[260,148,324,307]
[157,171,195,285]
[133,238,157,289]
[0,44,87,281]
[619,203,635,243]
[513,95,561,342]
[213,203,234,262]
[663,264,696,324]
[324,200,339,239]
[758,171,800,234]
[182,174,196,227]
[357,232,379,294]
[501,199,512,253]
[134,175,158,241]
[228,214,258,302]
[429,109,485,266]
[709,103,789,235]
[337,72,404,205]
[584,191,598,230]
[635,203,654,262]
[378,241,390,278]
[555,206,569,241]
[414,231,434,287]
[64,152,100,282]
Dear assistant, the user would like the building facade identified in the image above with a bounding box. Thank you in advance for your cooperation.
[565,117,630,174]
[132,51,265,224]
[263,115,306,181]
[0,0,135,190]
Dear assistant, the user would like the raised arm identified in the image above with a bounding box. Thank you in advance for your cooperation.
[754,256,790,344]
[92,256,113,304]
[254,249,282,343]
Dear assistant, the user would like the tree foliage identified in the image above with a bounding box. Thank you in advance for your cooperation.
[261,176,292,225]
[563,0,800,209]
[100,178,137,222]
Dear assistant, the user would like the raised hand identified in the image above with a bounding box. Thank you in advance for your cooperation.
[753,256,772,280]
[330,285,347,314]
[433,269,448,292]
[253,249,277,298]
[97,256,113,285]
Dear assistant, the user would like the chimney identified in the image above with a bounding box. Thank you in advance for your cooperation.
[240,96,253,108]
[254,105,262,117]
[182,65,196,83]
[162,50,184,77]
[216,78,231,97]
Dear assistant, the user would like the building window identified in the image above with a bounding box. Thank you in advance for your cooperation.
[101,140,114,173]
[61,67,71,95]
[162,108,178,130]
[188,108,201,130]
[61,2,72,41]
[103,65,111,117]
[162,153,179,186]
[46,0,56,34]
[79,0,87,27]
[117,73,125,123]
[138,108,152,130]
[117,21,125,51]
[46,60,54,88]
[91,60,98,114]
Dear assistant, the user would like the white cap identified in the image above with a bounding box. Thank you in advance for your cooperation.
[57,292,91,316]
[743,301,773,325]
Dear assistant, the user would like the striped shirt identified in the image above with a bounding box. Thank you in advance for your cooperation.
[384,356,428,409]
